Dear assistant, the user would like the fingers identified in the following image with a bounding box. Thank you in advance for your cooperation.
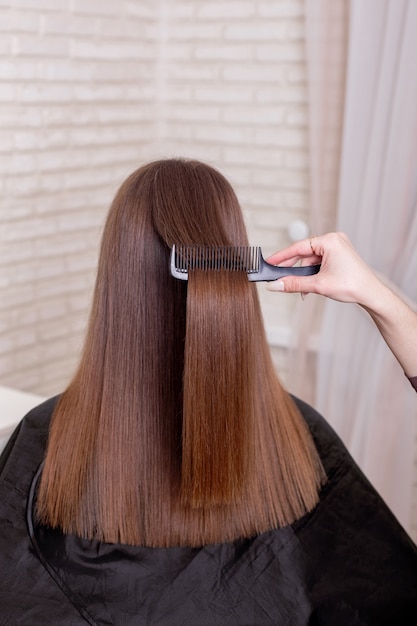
[265,232,364,302]
[266,238,315,265]
[266,275,319,294]
[305,232,351,258]
[266,237,322,266]
[267,255,303,268]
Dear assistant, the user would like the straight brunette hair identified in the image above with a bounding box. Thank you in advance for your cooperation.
[37,158,326,547]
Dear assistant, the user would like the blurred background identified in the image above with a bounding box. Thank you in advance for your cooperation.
[1,0,416,540]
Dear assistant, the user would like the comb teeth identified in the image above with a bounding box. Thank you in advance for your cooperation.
[173,245,261,274]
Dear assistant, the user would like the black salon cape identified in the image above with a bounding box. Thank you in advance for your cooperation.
[0,397,416,625]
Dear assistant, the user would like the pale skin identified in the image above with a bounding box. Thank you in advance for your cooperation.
[266,232,417,379]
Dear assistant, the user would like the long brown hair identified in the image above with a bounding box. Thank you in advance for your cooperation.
[37,158,326,547]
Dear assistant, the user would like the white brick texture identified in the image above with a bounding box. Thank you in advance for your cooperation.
[0,0,312,398]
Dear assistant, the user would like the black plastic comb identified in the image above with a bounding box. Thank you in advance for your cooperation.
[170,245,320,282]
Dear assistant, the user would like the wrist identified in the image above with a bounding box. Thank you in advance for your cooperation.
[352,267,393,315]
[359,278,396,320]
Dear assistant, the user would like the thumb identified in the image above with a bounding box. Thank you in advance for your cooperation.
[266,275,317,294]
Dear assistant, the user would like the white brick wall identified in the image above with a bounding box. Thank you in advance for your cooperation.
[1,0,157,394]
[1,0,310,397]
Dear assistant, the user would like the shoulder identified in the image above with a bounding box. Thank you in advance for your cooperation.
[292,394,337,441]
[291,395,351,476]
[23,394,60,426]
[0,396,59,480]
[0,393,84,623]
[289,397,417,620]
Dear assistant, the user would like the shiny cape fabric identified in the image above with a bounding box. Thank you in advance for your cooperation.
[409,375,417,391]
[0,397,416,625]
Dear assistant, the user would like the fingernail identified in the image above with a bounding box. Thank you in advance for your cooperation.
[267,281,285,292]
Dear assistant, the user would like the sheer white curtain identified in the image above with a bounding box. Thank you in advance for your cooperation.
[303,0,417,534]
[303,0,349,236]
[287,0,349,403]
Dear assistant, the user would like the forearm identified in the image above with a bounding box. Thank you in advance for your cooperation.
[360,279,417,378]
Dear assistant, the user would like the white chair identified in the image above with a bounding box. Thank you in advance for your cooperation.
[0,386,45,454]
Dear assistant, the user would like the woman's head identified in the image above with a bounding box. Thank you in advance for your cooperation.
[96,158,250,304]
[144,157,249,247]
[37,158,325,547]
